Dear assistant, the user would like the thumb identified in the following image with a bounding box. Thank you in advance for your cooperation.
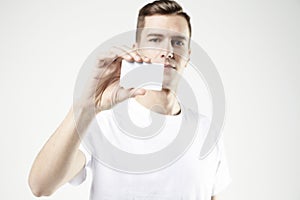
[115,88,146,103]
[130,88,147,97]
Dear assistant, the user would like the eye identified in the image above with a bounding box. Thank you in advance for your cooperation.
[148,38,161,43]
[172,40,185,47]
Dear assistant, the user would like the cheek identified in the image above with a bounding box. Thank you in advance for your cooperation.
[138,49,163,60]
[175,61,188,75]
[175,55,189,66]
[142,49,157,57]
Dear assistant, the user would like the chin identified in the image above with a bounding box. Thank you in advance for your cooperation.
[162,81,177,92]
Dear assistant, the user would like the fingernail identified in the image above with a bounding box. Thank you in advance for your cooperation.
[135,55,142,61]
[144,57,151,62]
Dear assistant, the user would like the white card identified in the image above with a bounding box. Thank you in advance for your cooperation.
[120,60,164,91]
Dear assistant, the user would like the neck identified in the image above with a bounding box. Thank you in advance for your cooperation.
[134,89,181,116]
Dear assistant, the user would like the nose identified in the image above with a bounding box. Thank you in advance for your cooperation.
[161,51,174,59]
[160,40,174,59]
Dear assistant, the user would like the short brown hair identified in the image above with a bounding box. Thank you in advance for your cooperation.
[136,0,191,42]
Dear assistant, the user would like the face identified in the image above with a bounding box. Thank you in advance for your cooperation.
[135,15,191,90]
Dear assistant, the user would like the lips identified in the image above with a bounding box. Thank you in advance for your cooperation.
[164,64,176,70]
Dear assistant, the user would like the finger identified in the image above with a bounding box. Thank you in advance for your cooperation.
[133,47,152,63]
[129,88,147,97]
[97,52,118,68]
[116,45,143,63]
[95,58,121,79]
[120,45,143,62]
[121,54,135,62]
[108,46,151,64]
[140,55,151,63]
[108,46,134,62]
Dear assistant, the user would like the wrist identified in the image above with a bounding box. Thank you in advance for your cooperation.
[71,105,96,137]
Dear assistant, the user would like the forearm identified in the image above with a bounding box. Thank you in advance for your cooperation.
[28,106,94,196]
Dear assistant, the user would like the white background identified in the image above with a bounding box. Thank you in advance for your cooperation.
[0,0,299,199]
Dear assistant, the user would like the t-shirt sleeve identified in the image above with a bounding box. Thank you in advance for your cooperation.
[68,144,91,186]
[211,137,232,196]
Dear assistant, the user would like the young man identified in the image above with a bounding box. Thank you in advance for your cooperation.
[28,1,231,199]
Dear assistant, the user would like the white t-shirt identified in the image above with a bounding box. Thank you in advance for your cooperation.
[70,98,232,200]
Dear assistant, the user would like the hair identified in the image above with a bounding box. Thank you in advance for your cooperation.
[136,0,192,42]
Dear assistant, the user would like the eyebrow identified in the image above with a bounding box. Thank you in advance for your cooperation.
[146,33,164,38]
[172,36,187,41]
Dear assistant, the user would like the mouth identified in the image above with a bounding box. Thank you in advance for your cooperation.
[164,64,176,70]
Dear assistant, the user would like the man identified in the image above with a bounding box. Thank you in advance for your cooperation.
[28,1,231,199]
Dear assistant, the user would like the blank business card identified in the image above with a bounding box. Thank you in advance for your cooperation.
[120,60,164,91]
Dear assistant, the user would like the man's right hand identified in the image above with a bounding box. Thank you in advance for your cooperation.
[77,46,150,113]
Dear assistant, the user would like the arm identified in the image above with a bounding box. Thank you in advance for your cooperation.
[28,107,93,197]
[28,47,147,197]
